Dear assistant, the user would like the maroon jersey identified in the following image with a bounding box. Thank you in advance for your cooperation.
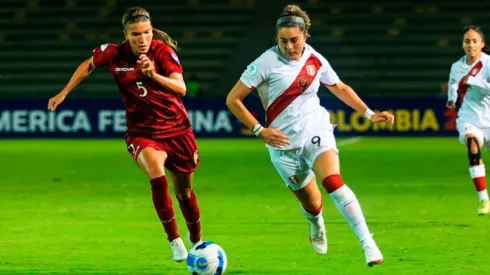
[92,40,191,138]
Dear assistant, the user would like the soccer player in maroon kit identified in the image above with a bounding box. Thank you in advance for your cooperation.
[47,7,201,262]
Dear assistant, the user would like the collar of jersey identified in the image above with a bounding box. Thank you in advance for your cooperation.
[462,53,487,68]
[277,44,310,64]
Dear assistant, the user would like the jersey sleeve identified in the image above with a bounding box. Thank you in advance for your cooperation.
[319,56,340,86]
[447,64,459,103]
[239,54,269,89]
[155,45,183,76]
[92,43,119,67]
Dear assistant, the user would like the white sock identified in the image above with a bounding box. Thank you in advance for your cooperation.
[329,185,372,242]
[301,205,324,229]
[469,165,488,201]
[478,190,489,201]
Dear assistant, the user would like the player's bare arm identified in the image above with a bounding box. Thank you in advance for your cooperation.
[138,54,186,96]
[47,57,96,111]
[326,80,394,126]
[226,80,290,148]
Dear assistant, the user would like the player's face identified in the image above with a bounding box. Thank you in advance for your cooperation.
[124,21,153,55]
[462,29,485,59]
[277,27,306,61]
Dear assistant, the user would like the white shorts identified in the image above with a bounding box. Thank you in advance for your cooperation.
[268,128,338,191]
[456,120,490,147]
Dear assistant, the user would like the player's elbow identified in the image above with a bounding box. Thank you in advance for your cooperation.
[225,94,239,109]
[176,85,186,96]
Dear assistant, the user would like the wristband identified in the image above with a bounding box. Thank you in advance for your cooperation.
[252,123,264,137]
[364,109,375,120]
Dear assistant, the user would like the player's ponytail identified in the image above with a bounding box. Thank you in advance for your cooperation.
[276,5,311,37]
[153,28,178,52]
[121,7,178,51]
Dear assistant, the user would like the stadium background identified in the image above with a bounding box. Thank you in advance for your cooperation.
[1,0,490,274]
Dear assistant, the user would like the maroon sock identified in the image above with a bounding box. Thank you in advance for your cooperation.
[150,176,179,241]
[177,191,201,243]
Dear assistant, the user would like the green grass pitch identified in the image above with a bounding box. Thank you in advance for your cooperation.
[0,137,489,274]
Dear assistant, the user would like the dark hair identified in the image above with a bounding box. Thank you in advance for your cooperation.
[463,25,490,54]
[121,7,178,51]
[276,5,311,37]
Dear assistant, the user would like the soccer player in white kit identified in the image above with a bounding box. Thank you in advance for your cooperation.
[226,5,394,267]
[447,26,490,215]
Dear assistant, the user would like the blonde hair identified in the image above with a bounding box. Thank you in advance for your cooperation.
[277,5,311,37]
[121,7,178,51]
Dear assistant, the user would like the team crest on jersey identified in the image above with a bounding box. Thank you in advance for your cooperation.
[171,53,180,64]
[246,63,257,75]
[306,65,316,76]
[471,68,478,75]
[193,150,199,165]
[288,175,300,184]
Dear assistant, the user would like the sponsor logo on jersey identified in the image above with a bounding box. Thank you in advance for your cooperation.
[116,67,135,72]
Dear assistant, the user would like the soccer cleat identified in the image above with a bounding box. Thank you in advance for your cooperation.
[478,199,490,215]
[361,238,384,267]
[309,222,327,255]
[186,231,203,248]
[169,237,188,262]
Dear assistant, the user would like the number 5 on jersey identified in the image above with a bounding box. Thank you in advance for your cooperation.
[136,81,148,97]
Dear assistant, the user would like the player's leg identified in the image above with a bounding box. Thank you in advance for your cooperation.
[458,123,489,215]
[163,132,202,247]
[269,148,327,255]
[167,171,202,247]
[312,149,383,266]
[126,137,187,262]
[290,176,328,255]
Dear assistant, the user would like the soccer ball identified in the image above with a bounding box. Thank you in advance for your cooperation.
[186,241,227,275]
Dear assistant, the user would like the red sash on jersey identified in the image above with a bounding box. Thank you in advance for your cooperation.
[265,54,322,127]
[458,60,483,104]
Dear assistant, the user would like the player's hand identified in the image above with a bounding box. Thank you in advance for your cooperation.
[446,101,456,110]
[47,93,67,111]
[259,128,290,148]
[138,54,155,78]
[371,111,395,126]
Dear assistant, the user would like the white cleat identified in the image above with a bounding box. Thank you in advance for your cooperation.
[186,231,203,249]
[361,238,384,267]
[170,237,188,262]
[309,222,327,255]
[478,199,490,216]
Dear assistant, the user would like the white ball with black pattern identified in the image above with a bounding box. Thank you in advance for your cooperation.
[186,241,227,275]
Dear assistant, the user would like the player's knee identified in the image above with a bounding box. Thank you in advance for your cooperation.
[303,200,322,215]
[175,188,193,200]
[466,136,481,166]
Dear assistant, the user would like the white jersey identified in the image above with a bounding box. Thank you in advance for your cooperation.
[448,53,490,128]
[240,44,340,150]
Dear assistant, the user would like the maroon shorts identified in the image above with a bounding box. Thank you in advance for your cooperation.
[125,131,200,173]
